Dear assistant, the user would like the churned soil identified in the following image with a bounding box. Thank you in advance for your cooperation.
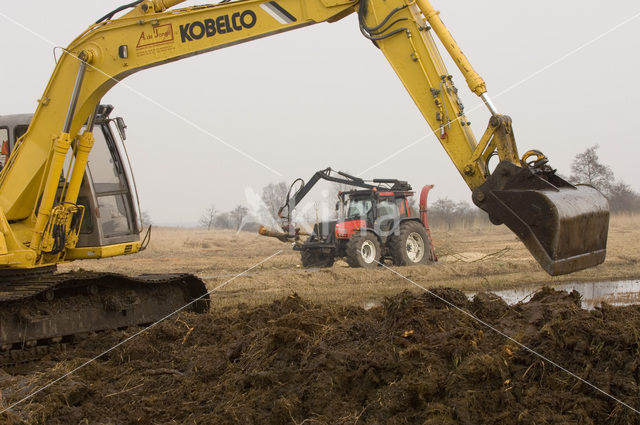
[2,287,640,424]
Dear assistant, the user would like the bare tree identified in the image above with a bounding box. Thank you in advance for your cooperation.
[430,198,460,219]
[570,145,614,193]
[261,182,289,219]
[199,204,217,230]
[429,197,484,229]
[608,182,640,212]
[214,212,232,229]
[569,145,640,212]
[230,205,249,230]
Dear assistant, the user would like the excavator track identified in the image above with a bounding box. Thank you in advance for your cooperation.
[0,272,209,367]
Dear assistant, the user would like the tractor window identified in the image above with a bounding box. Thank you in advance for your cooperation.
[346,198,372,219]
[396,197,408,217]
[377,197,399,220]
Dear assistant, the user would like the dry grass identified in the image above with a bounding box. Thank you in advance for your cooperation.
[58,214,640,309]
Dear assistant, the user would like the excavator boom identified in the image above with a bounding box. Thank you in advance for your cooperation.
[0,0,610,359]
[0,0,609,275]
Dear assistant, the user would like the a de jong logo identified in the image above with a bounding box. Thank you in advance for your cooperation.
[136,24,174,49]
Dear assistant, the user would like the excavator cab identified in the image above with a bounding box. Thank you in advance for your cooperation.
[0,105,142,252]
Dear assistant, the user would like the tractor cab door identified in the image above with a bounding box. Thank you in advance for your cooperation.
[376,195,401,233]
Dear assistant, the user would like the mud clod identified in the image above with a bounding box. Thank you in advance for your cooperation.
[1,288,640,424]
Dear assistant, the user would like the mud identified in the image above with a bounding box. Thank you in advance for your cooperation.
[1,287,640,424]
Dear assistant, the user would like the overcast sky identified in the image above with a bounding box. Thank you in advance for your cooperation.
[1,1,639,224]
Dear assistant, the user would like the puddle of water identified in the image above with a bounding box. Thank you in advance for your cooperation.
[363,280,640,311]
[470,279,640,309]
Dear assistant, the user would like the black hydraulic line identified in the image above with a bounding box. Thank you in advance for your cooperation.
[140,224,152,251]
[359,0,407,33]
[284,178,306,210]
[96,0,144,24]
[367,18,408,36]
[278,177,305,221]
[358,0,409,41]
[360,25,408,41]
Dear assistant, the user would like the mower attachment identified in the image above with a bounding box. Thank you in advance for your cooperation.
[472,161,609,275]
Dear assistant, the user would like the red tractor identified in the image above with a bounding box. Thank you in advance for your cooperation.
[261,168,437,268]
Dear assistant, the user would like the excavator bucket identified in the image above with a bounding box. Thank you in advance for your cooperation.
[473,161,609,275]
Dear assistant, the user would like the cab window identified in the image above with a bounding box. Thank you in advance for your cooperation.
[13,125,28,146]
[347,198,372,219]
[88,126,126,193]
[396,197,409,217]
[87,124,134,238]
[0,128,9,168]
[377,197,399,219]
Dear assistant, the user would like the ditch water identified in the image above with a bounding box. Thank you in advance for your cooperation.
[475,279,640,310]
[361,280,640,311]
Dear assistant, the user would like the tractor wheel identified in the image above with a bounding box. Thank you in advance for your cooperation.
[300,250,335,268]
[345,232,381,268]
[389,221,431,266]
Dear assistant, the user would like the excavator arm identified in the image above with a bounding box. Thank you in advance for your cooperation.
[0,0,608,275]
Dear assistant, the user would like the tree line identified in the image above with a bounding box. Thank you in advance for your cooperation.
[199,182,288,230]
[195,146,638,231]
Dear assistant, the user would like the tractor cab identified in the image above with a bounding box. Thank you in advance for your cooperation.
[336,188,414,239]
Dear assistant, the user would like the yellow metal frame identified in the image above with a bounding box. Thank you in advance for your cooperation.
[0,0,522,270]
[66,241,142,260]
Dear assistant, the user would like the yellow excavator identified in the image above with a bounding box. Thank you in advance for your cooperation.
[0,0,608,361]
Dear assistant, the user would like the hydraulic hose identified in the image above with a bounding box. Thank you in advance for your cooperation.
[96,0,144,24]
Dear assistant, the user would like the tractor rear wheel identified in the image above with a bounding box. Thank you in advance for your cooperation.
[389,221,431,266]
[346,232,381,268]
[301,249,335,268]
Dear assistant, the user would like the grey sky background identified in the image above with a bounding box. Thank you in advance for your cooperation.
[1,1,638,225]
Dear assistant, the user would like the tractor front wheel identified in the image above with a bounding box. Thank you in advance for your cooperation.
[346,232,381,268]
[301,249,335,268]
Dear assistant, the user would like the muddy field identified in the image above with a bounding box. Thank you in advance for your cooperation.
[1,216,640,424]
[2,288,640,424]
[59,214,640,308]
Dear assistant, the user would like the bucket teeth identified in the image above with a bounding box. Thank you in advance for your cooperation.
[473,161,610,275]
